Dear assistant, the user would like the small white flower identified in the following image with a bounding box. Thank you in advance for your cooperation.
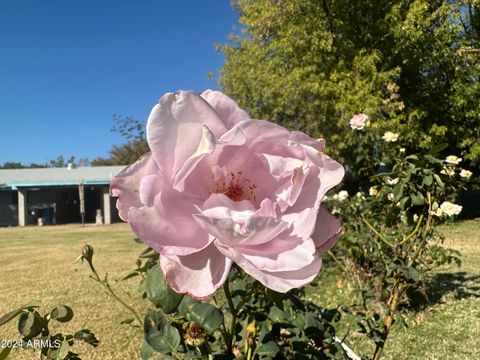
[440,167,455,177]
[382,131,399,142]
[440,201,462,216]
[459,169,473,178]
[332,207,340,214]
[413,214,419,222]
[369,186,379,196]
[349,113,369,130]
[431,208,444,217]
[333,190,348,202]
[387,193,394,201]
[445,155,462,165]
[337,190,349,201]
[355,191,366,200]
[386,177,399,185]
[399,148,406,153]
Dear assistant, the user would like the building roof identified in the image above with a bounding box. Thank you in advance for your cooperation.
[0,166,126,190]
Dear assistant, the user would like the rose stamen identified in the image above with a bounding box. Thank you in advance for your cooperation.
[213,171,256,202]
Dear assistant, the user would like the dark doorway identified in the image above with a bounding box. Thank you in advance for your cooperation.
[85,187,101,223]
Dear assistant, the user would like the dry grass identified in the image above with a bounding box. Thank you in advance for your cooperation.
[1,220,479,359]
[0,223,147,360]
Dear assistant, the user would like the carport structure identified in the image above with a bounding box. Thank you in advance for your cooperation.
[0,165,125,226]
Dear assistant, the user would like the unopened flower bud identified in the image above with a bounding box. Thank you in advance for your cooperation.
[82,244,94,260]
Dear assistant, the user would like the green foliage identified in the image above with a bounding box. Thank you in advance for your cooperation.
[324,121,469,359]
[0,302,98,360]
[145,265,184,314]
[113,243,346,360]
[219,0,480,175]
[92,115,149,166]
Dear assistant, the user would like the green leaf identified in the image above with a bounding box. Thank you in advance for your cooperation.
[144,311,180,353]
[410,192,425,206]
[18,311,43,338]
[52,340,69,360]
[424,155,441,164]
[189,303,224,334]
[51,305,74,323]
[145,265,183,314]
[118,270,141,281]
[0,346,12,360]
[427,143,448,156]
[140,340,155,360]
[177,296,198,317]
[0,300,41,326]
[393,183,404,201]
[268,306,288,323]
[255,340,280,357]
[433,174,445,188]
[423,175,433,186]
[74,329,100,347]
[399,196,409,209]
[407,267,420,282]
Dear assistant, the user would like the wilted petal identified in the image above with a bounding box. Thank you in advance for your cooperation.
[110,152,159,220]
[312,206,342,253]
[160,243,233,300]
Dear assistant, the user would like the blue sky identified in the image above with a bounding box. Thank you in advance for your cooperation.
[0,0,238,164]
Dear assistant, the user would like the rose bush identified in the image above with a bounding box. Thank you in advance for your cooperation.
[111,90,344,299]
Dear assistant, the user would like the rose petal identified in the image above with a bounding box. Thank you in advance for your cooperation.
[259,153,309,210]
[160,243,233,300]
[236,236,316,272]
[139,174,167,206]
[195,213,289,247]
[127,189,212,256]
[312,206,342,253]
[173,125,216,192]
[110,152,159,220]
[147,91,227,181]
[194,194,289,245]
[201,90,251,129]
[215,242,322,293]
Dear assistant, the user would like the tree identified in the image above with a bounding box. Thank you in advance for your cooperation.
[92,115,149,166]
[219,0,480,180]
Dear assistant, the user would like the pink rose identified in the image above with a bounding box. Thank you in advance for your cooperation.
[111,90,344,299]
[349,113,369,130]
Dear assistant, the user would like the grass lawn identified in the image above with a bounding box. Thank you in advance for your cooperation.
[0,224,147,360]
[0,220,479,359]
[311,220,480,360]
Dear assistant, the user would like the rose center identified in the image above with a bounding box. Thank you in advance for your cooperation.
[213,171,257,202]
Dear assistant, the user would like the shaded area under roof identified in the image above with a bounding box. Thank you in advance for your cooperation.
[0,166,126,190]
